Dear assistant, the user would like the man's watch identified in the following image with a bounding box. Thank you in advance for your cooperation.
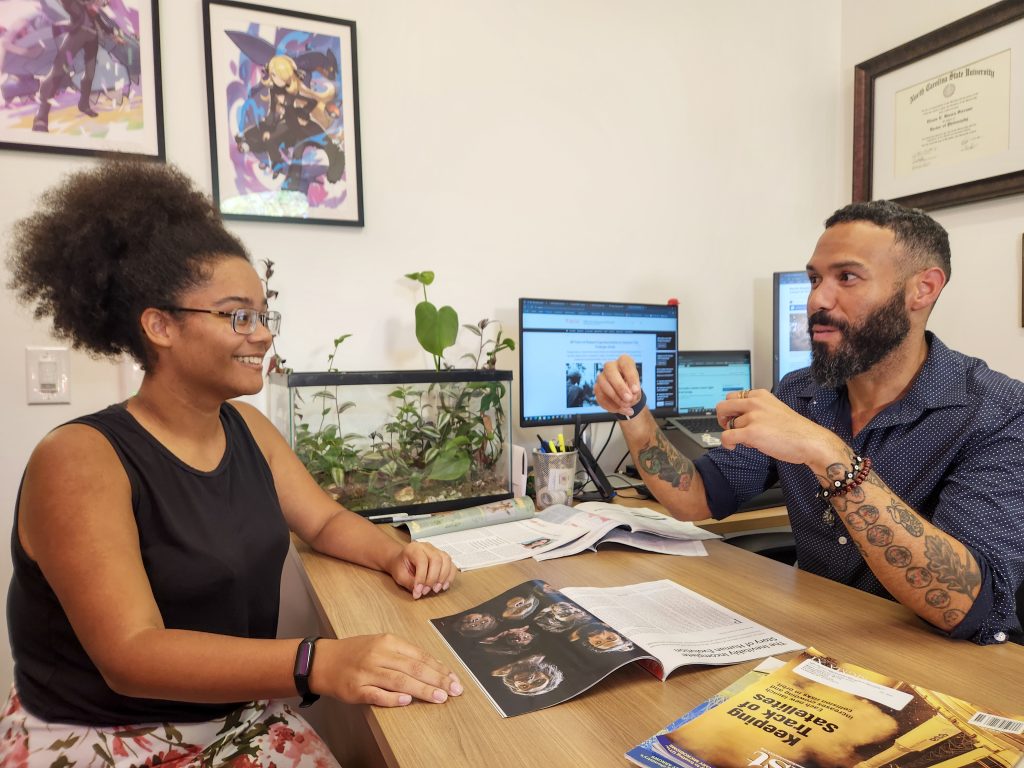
[293,636,321,708]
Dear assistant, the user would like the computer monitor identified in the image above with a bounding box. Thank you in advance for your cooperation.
[772,271,813,388]
[676,350,752,414]
[519,298,678,500]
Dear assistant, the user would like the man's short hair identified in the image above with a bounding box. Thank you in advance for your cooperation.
[825,200,951,283]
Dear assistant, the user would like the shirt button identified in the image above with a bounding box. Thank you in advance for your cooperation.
[994,632,1007,643]
[838,536,848,545]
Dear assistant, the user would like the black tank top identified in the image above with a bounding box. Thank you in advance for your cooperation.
[8,402,290,725]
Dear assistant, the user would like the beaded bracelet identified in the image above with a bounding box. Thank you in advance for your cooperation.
[614,389,647,421]
[817,456,872,500]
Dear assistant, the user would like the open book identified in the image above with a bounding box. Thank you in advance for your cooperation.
[629,647,1024,768]
[430,579,803,717]
[400,497,719,571]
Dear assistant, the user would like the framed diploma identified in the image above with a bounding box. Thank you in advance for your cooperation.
[853,1,1024,210]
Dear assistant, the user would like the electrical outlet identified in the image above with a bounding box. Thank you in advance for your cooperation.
[26,347,70,404]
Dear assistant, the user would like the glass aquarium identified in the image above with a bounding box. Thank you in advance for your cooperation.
[269,370,513,517]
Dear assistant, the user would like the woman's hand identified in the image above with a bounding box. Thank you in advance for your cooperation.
[387,541,456,599]
[314,635,463,707]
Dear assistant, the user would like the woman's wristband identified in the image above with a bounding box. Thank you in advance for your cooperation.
[615,389,647,420]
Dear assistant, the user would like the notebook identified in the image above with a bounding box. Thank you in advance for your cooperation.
[665,350,752,448]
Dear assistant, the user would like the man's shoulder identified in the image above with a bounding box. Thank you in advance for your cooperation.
[934,339,1024,417]
[938,341,1024,395]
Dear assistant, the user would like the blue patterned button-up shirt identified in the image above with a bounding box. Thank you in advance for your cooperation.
[696,333,1024,644]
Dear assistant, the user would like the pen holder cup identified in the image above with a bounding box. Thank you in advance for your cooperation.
[531,449,578,510]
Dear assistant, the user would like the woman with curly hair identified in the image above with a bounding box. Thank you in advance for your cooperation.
[1,160,462,767]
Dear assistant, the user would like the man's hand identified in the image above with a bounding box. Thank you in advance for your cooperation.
[715,388,847,474]
[387,541,455,600]
[313,634,463,707]
[595,354,644,418]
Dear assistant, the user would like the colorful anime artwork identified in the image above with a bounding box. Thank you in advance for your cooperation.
[203,1,362,226]
[0,0,163,157]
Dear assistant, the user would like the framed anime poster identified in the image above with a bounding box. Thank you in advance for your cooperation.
[202,0,363,226]
[0,0,164,159]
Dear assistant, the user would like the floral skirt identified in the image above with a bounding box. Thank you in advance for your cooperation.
[0,686,341,768]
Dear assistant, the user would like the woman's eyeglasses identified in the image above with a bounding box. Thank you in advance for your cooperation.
[161,307,282,336]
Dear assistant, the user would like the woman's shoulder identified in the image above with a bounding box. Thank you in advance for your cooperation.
[30,418,125,476]
[224,400,287,453]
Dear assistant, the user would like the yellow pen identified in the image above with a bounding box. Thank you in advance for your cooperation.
[557,433,566,452]
[548,439,557,454]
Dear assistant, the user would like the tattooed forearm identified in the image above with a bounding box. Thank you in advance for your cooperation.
[905,566,932,588]
[844,505,879,530]
[884,546,912,567]
[924,537,981,597]
[887,499,924,537]
[865,524,893,547]
[637,431,695,492]
[862,470,888,491]
[833,467,979,631]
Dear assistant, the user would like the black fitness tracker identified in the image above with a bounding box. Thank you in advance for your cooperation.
[614,389,647,420]
[293,636,321,708]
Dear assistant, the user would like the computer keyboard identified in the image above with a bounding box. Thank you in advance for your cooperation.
[684,416,721,434]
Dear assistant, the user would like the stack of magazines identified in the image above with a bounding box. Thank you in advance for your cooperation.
[626,647,1024,768]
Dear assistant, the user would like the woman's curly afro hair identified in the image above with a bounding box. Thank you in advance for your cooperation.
[7,160,250,366]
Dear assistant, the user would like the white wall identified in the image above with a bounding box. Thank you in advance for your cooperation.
[1,0,1018,696]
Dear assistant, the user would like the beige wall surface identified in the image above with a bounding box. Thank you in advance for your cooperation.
[0,0,1018,696]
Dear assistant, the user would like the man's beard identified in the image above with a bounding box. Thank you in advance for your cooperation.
[808,286,911,388]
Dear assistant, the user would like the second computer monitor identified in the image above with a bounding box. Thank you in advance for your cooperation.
[676,350,752,414]
[772,271,813,388]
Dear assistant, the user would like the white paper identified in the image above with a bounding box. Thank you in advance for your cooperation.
[562,580,803,677]
[793,658,913,710]
[425,518,582,571]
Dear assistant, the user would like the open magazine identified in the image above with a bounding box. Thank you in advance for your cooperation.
[430,579,803,717]
[400,497,719,571]
[629,647,1024,768]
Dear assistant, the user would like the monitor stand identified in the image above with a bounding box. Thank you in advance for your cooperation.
[573,417,616,502]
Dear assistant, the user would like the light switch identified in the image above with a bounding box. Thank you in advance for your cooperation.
[26,347,70,404]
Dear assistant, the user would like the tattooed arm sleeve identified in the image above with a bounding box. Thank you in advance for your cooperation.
[825,462,984,634]
[619,410,712,521]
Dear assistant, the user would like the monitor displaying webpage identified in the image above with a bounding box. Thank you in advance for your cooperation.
[677,351,751,413]
[774,271,812,386]
[519,299,677,427]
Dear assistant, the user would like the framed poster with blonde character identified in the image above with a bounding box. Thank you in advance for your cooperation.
[202,0,363,226]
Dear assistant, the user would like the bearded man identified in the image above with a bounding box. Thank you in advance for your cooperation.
[595,200,1024,645]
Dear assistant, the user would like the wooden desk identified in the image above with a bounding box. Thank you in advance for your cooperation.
[293,530,1023,768]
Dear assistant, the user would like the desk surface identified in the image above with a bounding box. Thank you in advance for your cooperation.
[293,526,1023,768]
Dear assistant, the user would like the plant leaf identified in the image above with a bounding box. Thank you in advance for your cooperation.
[405,271,434,286]
[428,448,471,481]
[414,302,459,357]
